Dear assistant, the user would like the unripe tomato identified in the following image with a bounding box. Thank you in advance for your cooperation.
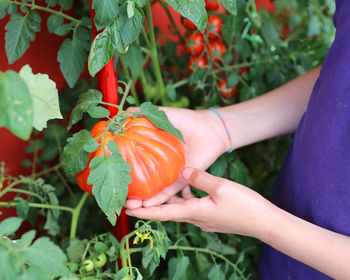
[187,55,208,74]
[180,16,197,31]
[205,0,219,11]
[217,78,237,99]
[185,31,205,56]
[205,15,223,40]
[94,253,107,268]
[76,118,185,199]
[82,260,94,272]
[207,40,227,63]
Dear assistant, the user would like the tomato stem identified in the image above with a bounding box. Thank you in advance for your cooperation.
[69,192,89,240]
[119,56,140,106]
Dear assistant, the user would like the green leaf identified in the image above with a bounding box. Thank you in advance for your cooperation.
[140,102,184,142]
[220,0,237,15]
[88,21,125,77]
[47,14,73,35]
[135,0,147,8]
[14,197,30,219]
[67,239,88,262]
[0,70,33,140]
[118,5,144,46]
[25,237,70,277]
[126,96,136,105]
[45,0,57,7]
[165,84,176,101]
[208,264,225,280]
[209,155,228,177]
[68,89,110,129]
[58,0,73,10]
[0,0,10,19]
[228,72,239,87]
[0,217,22,235]
[260,9,280,47]
[115,267,129,280]
[127,0,135,18]
[88,141,131,225]
[19,230,36,247]
[165,0,207,33]
[62,129,99,177]
[92,0,119,30]
[5,11,41,64]
[122,44,143,78]
[307,15,321,37]
[168,256,190,280]
[0,248,19,280]
[58,36,89,88]
[19,65,62,131]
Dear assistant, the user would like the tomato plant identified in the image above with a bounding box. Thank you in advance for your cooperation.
[76,118,185,199]
[0,0,335,279]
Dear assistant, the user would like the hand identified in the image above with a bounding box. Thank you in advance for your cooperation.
[126,167,274,238]
[125,107,229,209]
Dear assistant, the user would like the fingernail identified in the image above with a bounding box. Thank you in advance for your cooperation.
[182,167,194,180]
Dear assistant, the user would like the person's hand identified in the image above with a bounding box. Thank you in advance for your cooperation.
[125,107,230,209]
[125,167,274,238]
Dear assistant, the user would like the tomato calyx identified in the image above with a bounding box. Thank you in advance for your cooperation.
[110,123,125,137]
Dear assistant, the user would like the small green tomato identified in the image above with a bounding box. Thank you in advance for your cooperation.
[82,259,94,272]
[94,253,107,268]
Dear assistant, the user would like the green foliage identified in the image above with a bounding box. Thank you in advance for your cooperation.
[5,11,41,64]
[88,141,131,225]
[92,0,119,30]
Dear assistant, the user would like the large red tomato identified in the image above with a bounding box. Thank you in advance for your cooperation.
[185,31,205,56]
[76,118,185,199]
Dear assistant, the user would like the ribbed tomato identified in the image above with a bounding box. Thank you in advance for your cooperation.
[205,15,223,40]
[187,55,208,74]
[185,31,205,56]
[207,40,227,63]
[180,16,197,31]
[76,118,185,199]
[205,0,219,11]
[217,78,237,99]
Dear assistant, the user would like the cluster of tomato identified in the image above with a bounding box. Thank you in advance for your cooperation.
[181,0,236,99]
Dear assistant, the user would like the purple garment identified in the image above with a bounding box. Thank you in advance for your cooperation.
[259,0,350,279]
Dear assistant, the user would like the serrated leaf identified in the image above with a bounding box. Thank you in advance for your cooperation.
[19,65,62,131]
[122,44,143,78]
[0,217,22,235]
[209,155,228,177]
[115,267,129,280]
[140,102,184,142]
[135,0,147,7]
[220,0,237,15]
[118,5,144,46]
[62,129,98,177]
[0,70,33,140]
[58,0,73,10]
[92,0,119,30]
[58,37,89,88]
[0,248,19,280]
[68,89,110,129]
[126,96,136,104]
[127,0,135,18]
[228,72,239,87]
[208,264,225,280]
[14,197,30,219]
[25,237,69,277]
[5,11,41,64]
[0,0,10,19]
[19,230,36,247]
[67,239,87,262]
[45,0,57,7]
[165,0,207,33]
[168,256,190,280]
[47,14,73,35]
[88,141,131,225]
[88,20,125,77]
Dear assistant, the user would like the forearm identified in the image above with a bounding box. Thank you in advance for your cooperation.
[259,202,350,279]
[207,67,321,151]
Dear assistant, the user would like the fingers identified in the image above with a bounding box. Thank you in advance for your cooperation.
[182,168,223,199]
[125,199,143,209]
[126,202,194,222]
[142,179,187,207]
[181,185,194,199]
[126,107,140,112]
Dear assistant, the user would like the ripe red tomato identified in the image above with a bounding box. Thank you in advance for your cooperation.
[76,118,185,199]
[205,15,223,40]
[187,55,208,74]
[205,0,219,11]
[185,31,205,56]
[180,16,197,31]
[207,40,227,63]
[217,78,237,99]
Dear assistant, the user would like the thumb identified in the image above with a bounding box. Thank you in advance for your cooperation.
[182,167,223,198]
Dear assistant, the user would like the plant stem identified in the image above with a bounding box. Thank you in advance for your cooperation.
[69,192,89,240]
[0,179,31,198]
[119,56,140,106]
[10,0,90,28]
[118,80,133,111]
[0,201,74,213]
[55,169,74,196]
[145,2,167,104]
[5,188,44,201]
[34,163,63,178]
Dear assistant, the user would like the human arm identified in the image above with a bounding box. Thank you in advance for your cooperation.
[126,168,350,280]
[125,67,320,208]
